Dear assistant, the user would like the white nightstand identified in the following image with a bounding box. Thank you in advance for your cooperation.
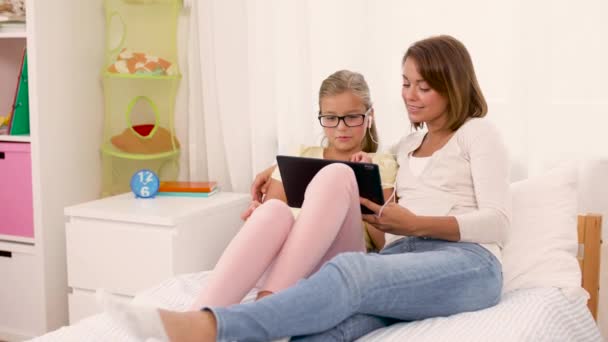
[64,192,249,323]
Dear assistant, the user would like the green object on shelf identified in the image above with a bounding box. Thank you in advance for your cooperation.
[101,142,179,160]
[101,0,183,196]
[10,53,29,135]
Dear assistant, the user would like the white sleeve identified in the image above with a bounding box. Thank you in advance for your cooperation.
[454,122,511,247]
[388,141,400,156]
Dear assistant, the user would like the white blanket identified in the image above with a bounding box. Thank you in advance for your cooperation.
[31,271,602,342]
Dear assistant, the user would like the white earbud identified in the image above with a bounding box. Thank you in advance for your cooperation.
[367,116,379,145]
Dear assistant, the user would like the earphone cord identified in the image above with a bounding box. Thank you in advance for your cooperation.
[367,120,380,145]
[367,115,393,217]
[377,183,397,218]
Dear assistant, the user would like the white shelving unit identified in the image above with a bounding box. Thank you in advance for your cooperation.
[0,1,104,340]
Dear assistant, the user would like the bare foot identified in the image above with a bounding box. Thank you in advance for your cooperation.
[255,290,274,301]
[159,309,217,342]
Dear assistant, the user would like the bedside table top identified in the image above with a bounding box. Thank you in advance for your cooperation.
[64,192,250,226]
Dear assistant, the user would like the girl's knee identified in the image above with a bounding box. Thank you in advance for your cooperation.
[259,198,291,213]
[311,164,357,193]
[319,163,355,180]
[249,199,294,229]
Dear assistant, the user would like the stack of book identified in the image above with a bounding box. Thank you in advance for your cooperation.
[158,181,218,197]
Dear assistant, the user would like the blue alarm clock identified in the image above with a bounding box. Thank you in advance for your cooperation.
[130,169,160,198]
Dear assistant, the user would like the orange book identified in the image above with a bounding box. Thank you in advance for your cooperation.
[159,181,218,193]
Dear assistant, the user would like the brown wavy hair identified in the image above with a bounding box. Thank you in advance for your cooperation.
[403,35,487,131]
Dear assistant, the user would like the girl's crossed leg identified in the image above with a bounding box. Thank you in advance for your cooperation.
[192,163,366,309]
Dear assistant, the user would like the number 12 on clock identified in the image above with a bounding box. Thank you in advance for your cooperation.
[130,169,160,199]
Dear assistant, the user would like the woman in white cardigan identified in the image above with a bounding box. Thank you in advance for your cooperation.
[108,35,510,342]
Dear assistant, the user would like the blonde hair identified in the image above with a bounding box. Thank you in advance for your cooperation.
[318,70,378,152]
[403,35,487,131]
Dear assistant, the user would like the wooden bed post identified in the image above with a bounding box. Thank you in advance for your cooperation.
[577,214,602,320]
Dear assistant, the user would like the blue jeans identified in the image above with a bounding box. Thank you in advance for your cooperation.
[208,237,502,342]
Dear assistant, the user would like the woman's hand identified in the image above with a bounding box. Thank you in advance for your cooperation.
[240,200,262,221]
[361,198,461,241]
[251,165,276,202]
[360,198,419,236]
[350,152,372,163]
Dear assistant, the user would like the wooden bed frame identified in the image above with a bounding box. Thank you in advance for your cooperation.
[577,214,603,320]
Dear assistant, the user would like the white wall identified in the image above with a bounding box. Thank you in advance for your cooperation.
[177,0,608,336]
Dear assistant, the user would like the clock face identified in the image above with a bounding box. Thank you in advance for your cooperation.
[130,169,160,198]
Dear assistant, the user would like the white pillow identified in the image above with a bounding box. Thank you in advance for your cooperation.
[501,165,581,294]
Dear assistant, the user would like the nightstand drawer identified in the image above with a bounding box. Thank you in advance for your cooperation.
[66,221,174,296]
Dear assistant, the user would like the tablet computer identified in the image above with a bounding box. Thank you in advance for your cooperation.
[276,155,384,214]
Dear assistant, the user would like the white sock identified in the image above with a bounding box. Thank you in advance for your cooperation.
[97,289,169,342]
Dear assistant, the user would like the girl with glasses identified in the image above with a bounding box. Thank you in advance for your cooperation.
[106,35,508,342]
[182,69,397,310]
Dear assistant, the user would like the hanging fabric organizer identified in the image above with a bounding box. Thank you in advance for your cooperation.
[101,0,182,196]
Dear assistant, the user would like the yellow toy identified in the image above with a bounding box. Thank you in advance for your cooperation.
[0,112,11,134]
[0,112,11,126]
[107,48,177,76]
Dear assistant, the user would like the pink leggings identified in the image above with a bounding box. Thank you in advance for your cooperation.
[190,163,365,309]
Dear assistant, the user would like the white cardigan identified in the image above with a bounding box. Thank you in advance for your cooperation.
[388,118,511,261]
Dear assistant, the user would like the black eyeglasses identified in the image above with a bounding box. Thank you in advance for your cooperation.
[318,108,372,128]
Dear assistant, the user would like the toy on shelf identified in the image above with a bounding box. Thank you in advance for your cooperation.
[0,114,9,134]
[107,48,177,76]
[111,124,180,154]
[0,0,25,22]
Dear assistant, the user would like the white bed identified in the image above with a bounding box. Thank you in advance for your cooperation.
[29,271,601,342]
[29,163,605,342]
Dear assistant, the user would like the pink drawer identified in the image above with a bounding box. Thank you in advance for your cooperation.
[0,142,34,238]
